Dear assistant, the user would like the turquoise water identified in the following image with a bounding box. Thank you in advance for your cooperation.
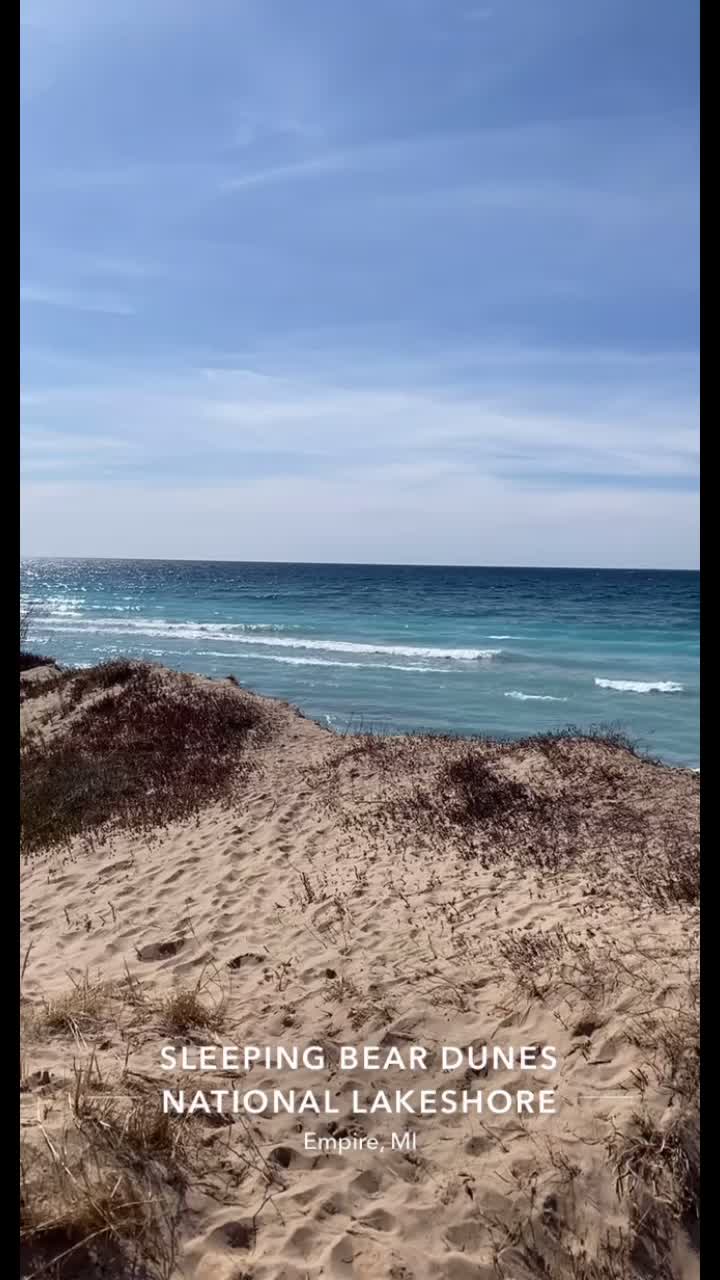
[21,559,699,767]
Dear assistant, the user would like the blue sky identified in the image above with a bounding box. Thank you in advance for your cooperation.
[21,0,698,567]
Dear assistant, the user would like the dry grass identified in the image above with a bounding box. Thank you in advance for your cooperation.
[628,820,699,909]
[317,731,698,907]
[20,652,55,673]
[56,659,140,709]
[24,968,227,1050]
[20,965,238,1279]
[613,1110,699,1257]
[20,1043,285,1279]
[494,996,700,1279]
[496,925,573,995]
[20,601,38,648]
[20,1079,195,1279]
[20,661,271,854]
[20,674,66,705]
[157,986,225,1038]
[610,1000,700,1270]
[40,974,114,1040]
[628,1000,700,1108]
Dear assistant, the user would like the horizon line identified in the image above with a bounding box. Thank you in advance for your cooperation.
[19,554,699,573]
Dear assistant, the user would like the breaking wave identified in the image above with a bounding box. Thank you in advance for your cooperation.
[504,690,568,702]
[595,678,684,694]
[32,615,500,662]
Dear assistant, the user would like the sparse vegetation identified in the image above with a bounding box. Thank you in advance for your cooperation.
[158,986,225,1037]
[20,601,37,648]
[20,652,54,673]
[40,974,114,1039]
[20,661,271,854]
[20,1024,285,1280]
[611,1001,700,1267]
[315,729,699,905]
[58,659,140,708]
[441,750,540,826]
[497,924,571,988]
[21,1075,202,1280]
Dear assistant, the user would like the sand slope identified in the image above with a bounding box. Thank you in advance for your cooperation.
[20,666,699,1280]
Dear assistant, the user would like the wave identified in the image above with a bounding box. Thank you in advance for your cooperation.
[31,615,500,661]
[197,650,452,673]
[504,690,568,702]
[28,596,85,616]
[595,678,684,694]
[34,615,285,635]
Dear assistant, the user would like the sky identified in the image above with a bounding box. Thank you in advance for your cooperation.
[20,0,699,568]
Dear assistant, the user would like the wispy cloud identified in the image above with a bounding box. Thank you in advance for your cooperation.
[220,152,348,193]
[20,345,697,493]
[21,284,135,316]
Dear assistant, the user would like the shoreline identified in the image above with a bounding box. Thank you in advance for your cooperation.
[21,559,699,772]
[21,656,700,773]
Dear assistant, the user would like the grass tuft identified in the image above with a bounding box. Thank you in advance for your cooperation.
[158,987,225,1037]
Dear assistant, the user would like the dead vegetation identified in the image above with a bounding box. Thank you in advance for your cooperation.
[38,974,114,1040]
[609,1000,700,1273]
[23,967,228,1051]
[313,728,699,908]
[20,652,55,673]
[56,659,140,709]
[480,981,700,1280]
[496,924,574,995]
[20,661,272,855]
[20,1035,288,1280]
[20,961,255,1279]
[157,986,226,1039]
[21,1071,206,1280]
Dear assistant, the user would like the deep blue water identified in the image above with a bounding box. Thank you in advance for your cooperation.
[21,559,699,767]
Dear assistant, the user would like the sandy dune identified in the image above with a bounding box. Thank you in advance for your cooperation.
[20,664,699,1279]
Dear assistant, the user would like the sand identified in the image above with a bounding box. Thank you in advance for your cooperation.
[20,665,699,1280]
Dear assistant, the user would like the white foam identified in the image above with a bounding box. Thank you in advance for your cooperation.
[33,615,500,661]
[197,649,452,673]
[504,690,568,702]
[595,678,684,694]
[33,596,84,616]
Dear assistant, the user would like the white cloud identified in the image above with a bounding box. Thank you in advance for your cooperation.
[21,284,136,315]
[221,153,349,193]
[19,352,697,470]
[19,344,698,566]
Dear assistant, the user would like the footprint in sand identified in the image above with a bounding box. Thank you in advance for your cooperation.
[135,937,184,962]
